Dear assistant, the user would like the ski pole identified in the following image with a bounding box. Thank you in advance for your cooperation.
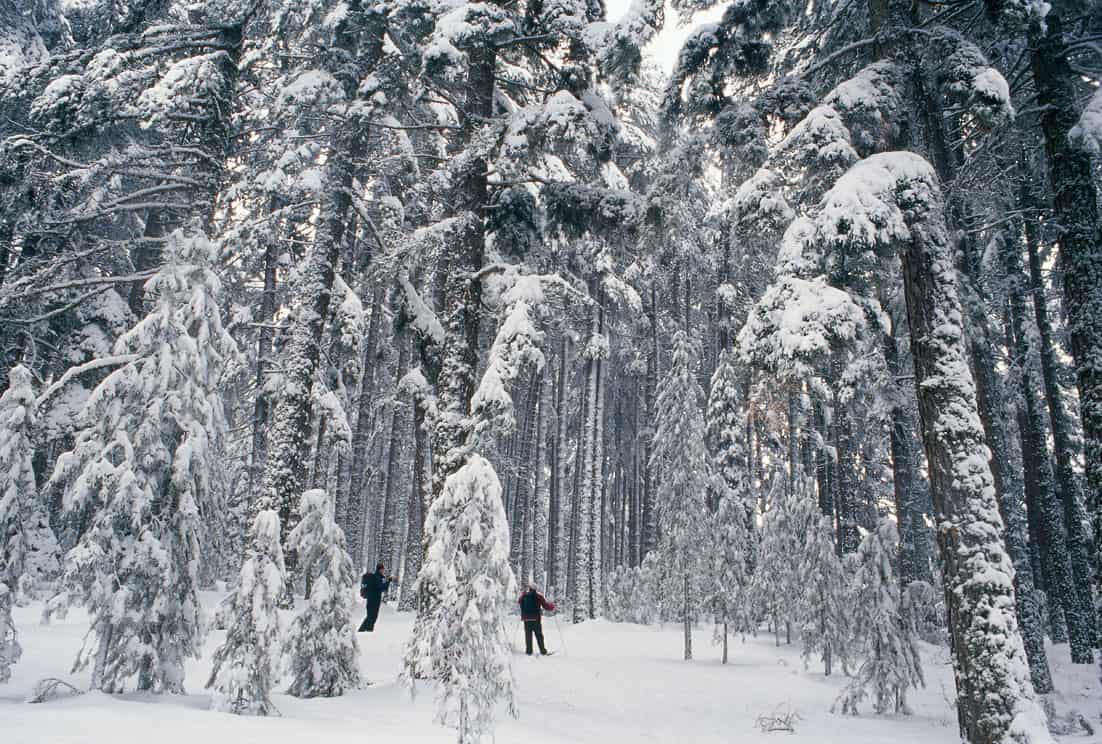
[552,614,568,657]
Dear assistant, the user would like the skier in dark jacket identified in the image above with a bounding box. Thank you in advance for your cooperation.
[358,563,397,632]
[518,584,555,655]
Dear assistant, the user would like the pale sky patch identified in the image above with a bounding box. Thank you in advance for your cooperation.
[604,0,730,72]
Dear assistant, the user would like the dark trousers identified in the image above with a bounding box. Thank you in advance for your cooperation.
[524,619,547,655]
[358,599,381,632]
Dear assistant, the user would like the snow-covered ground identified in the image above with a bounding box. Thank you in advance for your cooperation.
[4,594,1099,743]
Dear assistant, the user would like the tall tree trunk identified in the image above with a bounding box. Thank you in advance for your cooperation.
[589,327,606,618]
[511,371,540,578]
[683,574,692,661]
[257,4,383,582]
[1002,219,1091,663]
[814,402,834,519]
[378,339,412,571]
[899,171,1049,744]
[247,234,280,499]
[548,338,569,594]
[532,372,550,588]
[833,368,859,554]
[642,285,659,557]
[1029,13,1102,674]
[572,302,602,623]
[342,286,386,566]
[429,40,496,506]
[884,324,933,587]
[1020,171,1097,654]
[399,391,428,612]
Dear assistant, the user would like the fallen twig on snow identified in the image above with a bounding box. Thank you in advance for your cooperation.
[755,704,801,733]
[26,677,84,704]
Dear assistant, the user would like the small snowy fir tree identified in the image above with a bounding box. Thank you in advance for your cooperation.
[705,350,755,662]
[797,514,852,676]
[207,508,287,715]
[0,365,60,602]
[403,455,517,744]
[710,488,754,663]
[284,489,361,698]
[752,478,803,646]
[605,563,660,625]
[838,520,924,715]
[706,351,752,513]
[52,230,237,693]
[0,582,20,683]
[651,332,711,660]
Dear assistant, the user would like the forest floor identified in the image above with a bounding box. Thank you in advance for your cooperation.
[4,593,1100,743]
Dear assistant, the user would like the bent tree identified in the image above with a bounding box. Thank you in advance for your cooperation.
[806,153,1051,744]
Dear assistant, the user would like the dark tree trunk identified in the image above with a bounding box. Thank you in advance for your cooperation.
[247,233,280,500]
[899,173,1047,744]
[1029,13,1102,671]
[833,368,859,555]
[511,370,541,579]
[548,338,569,594]
[883,325,933,587]
[1002,220,1092,662]
[814,402,834,519]
[641,285,659,557]
[399,388,430,611]
[1020,172,1097,655]
[429,40,495,505]
[342,286,386,566]
[257,4,384,588]
[378,338,412,571]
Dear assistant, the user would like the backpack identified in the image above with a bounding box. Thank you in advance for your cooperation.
[360,573,370,599]
[520,591,540,617]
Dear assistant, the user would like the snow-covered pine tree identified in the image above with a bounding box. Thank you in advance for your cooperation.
[838,520,924,716]
[752,477,804,646]
[709,486,753,664]
[797,513,851,676]
[0,581,19,683]
[1020,7,1102,677]
[403,455,517,744]
[207,507,286,715]
[651,331,710,660]
[818,153,1050,741]
[51,230,236,693]
[706,349,754,541]
[0,365,59,602]
[705,350,756,661]
[255,0,386,578]
[284,489,361,698]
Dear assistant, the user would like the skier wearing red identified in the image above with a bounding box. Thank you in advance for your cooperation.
[518,584,555,655]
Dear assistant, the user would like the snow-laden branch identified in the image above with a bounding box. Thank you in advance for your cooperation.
[398,271,445,347]
[0,272,157,304]
[35,354,141,408]
[470,275,546,440]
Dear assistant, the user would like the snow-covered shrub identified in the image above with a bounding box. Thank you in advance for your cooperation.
[796,514,852,676]
[902,580,945,646]
[709,488,754,658]
[651,332,711,659]
[837,521,924,715]
[0,365,60,603]
[0,582,21,683]
[604,564,659,624]
[207,509,286,715]
[51,231,236,693]
[403,455,517,744]
[284,489,361,698]
[751,479,804,644]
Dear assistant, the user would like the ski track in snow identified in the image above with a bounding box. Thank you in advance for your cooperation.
[4,593,1099,743]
